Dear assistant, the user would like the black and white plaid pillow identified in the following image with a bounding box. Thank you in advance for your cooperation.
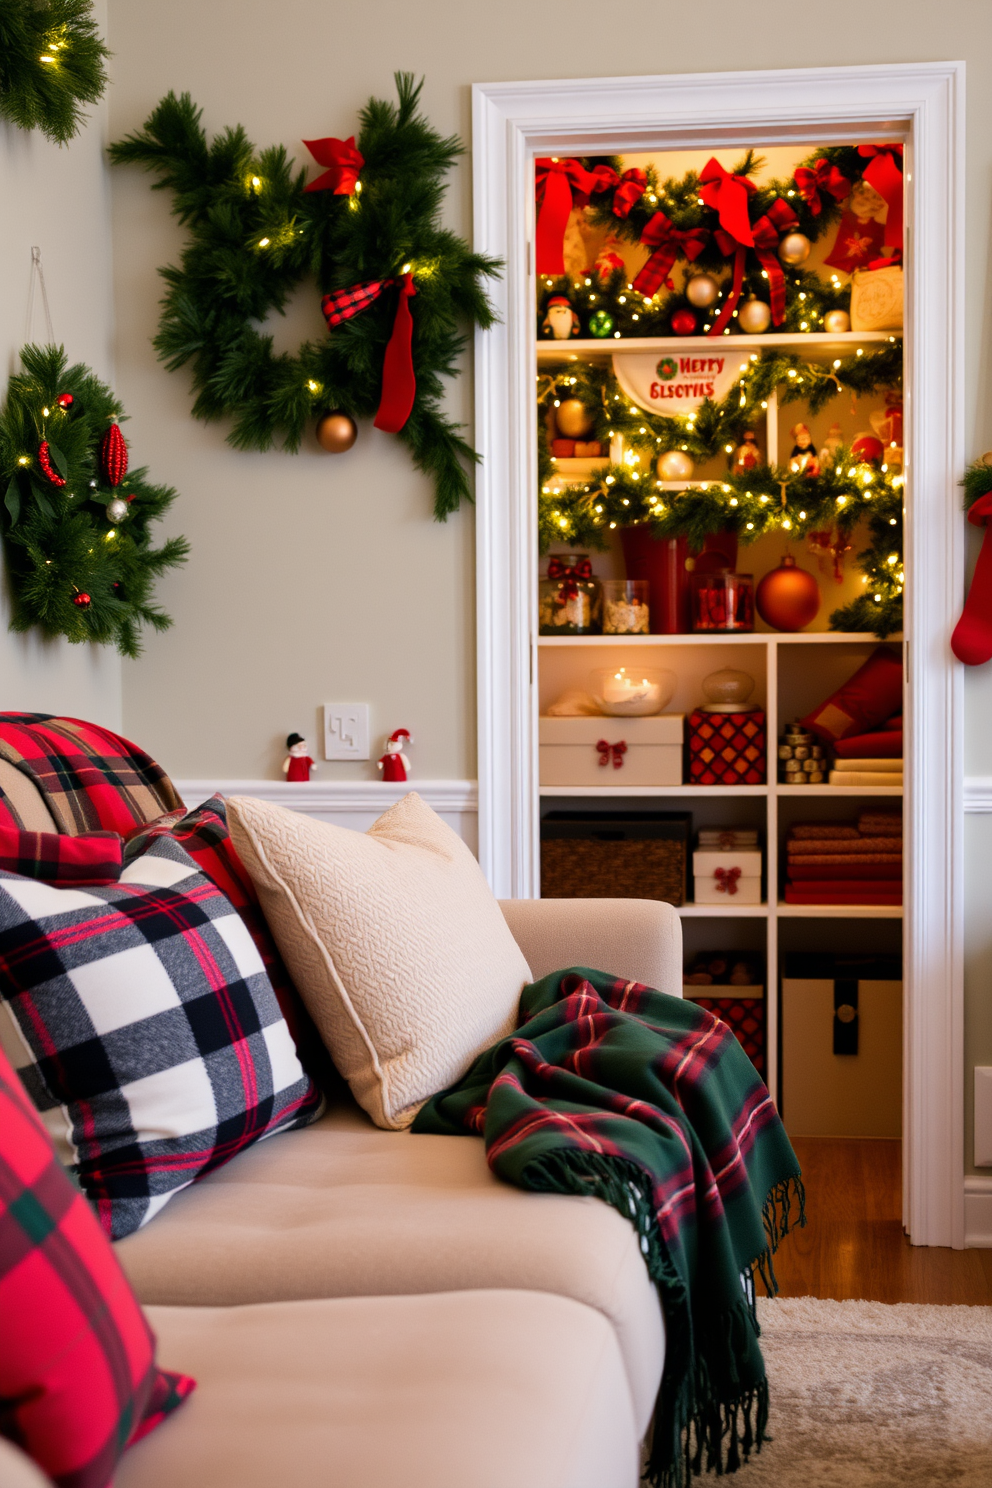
[0,834,322,1239]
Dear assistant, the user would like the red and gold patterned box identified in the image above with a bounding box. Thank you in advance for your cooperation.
[687,996,766,1076]
[687,709,766,785]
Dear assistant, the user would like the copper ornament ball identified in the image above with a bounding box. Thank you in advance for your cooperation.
[737,297,771,334]
[823,308,851,333]
[556,398,595,439]
[316,410,358,453]
[657,449,695,482]
[685,273,720,309]
[755,555,820,632]
[777,232,811,267]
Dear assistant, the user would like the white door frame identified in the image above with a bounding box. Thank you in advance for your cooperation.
[472,62,965,1248]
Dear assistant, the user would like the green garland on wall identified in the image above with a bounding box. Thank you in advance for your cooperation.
[108,75,501,521]
[0,345,188,656]
[0,0,108,144]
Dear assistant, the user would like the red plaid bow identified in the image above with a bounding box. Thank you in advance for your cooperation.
[321,272,417,433]
[700,158,757,338]
[302,135,364,194]
[714,865,741,895]
[596,739,627,770]
[547,556,592,599]
[794,158,850,216]
[612,168,648,219]
[858,144,904,253]
[632,212,709,298]
[535,158,616,275]
[750,198,800,326]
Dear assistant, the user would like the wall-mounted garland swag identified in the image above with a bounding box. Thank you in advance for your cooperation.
[0,345,188,656]
[0,0,108,144]
[109,75,501,520]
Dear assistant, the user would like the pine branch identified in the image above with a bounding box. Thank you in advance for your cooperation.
[0,0,109,144]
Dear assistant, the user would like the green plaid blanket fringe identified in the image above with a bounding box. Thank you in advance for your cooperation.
[412,967,805,1487]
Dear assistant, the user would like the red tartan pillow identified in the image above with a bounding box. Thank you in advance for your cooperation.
[0,1044,194,1488]
[799,646,903,744]
[0,826,123,886]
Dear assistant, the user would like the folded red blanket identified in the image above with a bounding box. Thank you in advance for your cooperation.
[788,862,902,880]
[833,729,903,759]
[784,884,902,904]
[787,838,903,857]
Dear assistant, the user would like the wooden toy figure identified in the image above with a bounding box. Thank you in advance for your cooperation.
[283,733,315,782]
[378,729,413,782]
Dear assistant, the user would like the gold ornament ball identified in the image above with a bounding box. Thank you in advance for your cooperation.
[778,232,811,267]
[980,451,992,468]
[316,410,358,453]
[823,309,852,333]
[737,298,772,334]
[556,398,595,439]
[685,273,720,309]
[657,449,695,482]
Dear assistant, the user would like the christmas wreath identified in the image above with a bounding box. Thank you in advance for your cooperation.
[0,344,188,656]
[109,74,501,521]
[0,0,108,144]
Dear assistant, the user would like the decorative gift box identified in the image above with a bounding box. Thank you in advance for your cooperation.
[540,810,691,903]
[539,715,684,787]
[686,709,766,785]
[692,846,763,904]
[849,264,903,332]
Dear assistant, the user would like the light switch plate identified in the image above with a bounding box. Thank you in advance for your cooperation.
[323,704,370,761]
[976,1068,992,1167]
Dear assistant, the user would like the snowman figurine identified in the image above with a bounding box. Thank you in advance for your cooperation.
[377,729,413,783]
[818,422,844,470]
[283,733,315,782]
[541,295,580,340]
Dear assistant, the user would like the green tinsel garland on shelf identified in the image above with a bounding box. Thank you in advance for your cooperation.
[108,75,501,521]
[0,0,108,144]
[0,345,188,656]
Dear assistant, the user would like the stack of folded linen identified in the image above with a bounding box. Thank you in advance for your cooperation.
[828,713,903,788]
[783,809,902,905]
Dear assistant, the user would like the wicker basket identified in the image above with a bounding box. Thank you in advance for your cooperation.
[540,811,690,903]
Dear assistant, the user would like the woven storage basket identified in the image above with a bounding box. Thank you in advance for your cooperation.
[540,811,690,903]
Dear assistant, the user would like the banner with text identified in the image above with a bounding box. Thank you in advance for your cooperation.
[612,350,742,416]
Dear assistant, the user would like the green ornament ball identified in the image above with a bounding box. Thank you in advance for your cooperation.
[588,309,615,339]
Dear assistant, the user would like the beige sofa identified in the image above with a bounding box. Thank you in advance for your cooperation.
[0,763,682,1488]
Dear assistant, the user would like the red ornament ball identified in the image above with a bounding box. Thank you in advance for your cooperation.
[73,592,92,609]
[755,556,820,632]
[671,308,697,336]
[56,393,73,408]
[100,421,128,487]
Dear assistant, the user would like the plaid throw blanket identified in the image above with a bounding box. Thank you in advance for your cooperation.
[0,714,182,834]
[413,967,804,1488]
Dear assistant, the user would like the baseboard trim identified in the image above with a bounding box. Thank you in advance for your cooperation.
[964,778,992,812]
[964,1174,992,1247]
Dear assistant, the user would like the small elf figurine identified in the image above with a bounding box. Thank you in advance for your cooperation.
[283,733,315,783]
[731,429,761,474]
[541,296,580,340]
[788,422,820,477]
[377,729,413,783]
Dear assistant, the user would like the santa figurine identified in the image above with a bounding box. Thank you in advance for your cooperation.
[541,296,580,340]
[732,429,761,474]
[378,729,413,783]
[283,733,315,782]
[788,422,820,477]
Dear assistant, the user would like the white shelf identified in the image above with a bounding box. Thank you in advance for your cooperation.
[538,631,902,646]
[539,784,768,797]
[678,904,768,918]
[778,784,903,797]
[776,902,903,918]
[537,331,898,363]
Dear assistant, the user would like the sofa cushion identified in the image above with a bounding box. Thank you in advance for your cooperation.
[118,1291,638,1488]
[0,1437,54,1488]
[0,835,322,1239]
[115,1104,665,1433]
[226,792,532,1130]
[0,1043,194,1488]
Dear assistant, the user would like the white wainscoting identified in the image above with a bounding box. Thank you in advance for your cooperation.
[174,780,479,856]
[964,1175,992,1247]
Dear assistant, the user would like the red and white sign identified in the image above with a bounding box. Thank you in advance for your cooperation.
[612,350,743,415]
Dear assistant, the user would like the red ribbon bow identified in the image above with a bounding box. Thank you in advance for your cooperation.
[321,272,417,433]
[794,158,850,216]
[535,158,616,276]
[858,144,904,253]
[867,249,902,272]
[302,135,365,195]
[714,865,741,895]
[612,168,648,219]
[547,556,592,599]
[749,198,800,326]
[596,739,627,770]
[632,212,710,298]
[699,158,757,338]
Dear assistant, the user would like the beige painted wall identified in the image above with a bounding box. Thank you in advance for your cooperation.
[105,0,992,1171]
[0,0,121,728]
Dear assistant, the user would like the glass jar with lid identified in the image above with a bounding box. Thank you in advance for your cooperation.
[539,555,603,635]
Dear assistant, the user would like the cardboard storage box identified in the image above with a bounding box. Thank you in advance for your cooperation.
[781,953,902,1138]
[540,810,691,903]
[539,715,684,787]
[692,847,763,905]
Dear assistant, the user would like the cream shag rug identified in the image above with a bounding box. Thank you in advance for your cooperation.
[741,1296,992,1486]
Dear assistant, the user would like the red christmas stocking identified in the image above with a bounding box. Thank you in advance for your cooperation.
[951,493,992,665]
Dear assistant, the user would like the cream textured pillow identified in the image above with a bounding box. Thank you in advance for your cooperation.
[226,793,532,1129]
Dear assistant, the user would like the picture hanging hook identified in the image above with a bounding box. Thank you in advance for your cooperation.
[25,247,55,346]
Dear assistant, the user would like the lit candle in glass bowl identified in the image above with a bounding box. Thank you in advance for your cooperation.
[590,667,676,717]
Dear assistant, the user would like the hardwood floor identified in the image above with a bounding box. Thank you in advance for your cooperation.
[771,1137,992,1305]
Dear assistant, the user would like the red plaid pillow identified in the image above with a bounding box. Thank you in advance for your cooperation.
[0,826,123,886]
[0,1044,194,1488]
